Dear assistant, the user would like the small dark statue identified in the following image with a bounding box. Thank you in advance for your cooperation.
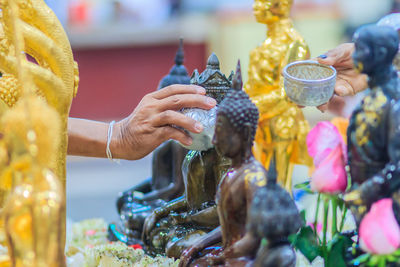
[109,40,190,244]
[178,62,300,267]
[345,25,400,222]
[248,159,302,267]
[141,53,233,258]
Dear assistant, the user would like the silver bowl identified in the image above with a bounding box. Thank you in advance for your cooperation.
[180,107,216,151]
[283,60,336,106]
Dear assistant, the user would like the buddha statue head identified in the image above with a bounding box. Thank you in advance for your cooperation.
[213,61,259,161]
[158,39,191,89]
[248,158,302,242]
[253,0,292,25]
[181,53,233,151]
[377,14,400,73]
[352,25,399,76]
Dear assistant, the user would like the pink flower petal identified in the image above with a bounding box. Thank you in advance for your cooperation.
[359,199,400,254]
[307,121,347,166]
[310,145,347,194]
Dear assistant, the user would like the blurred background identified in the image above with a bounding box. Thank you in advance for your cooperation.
[56,0,398,222]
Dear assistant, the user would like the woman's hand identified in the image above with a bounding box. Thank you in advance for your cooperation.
[316,43,368,111]
[113,85,216,160]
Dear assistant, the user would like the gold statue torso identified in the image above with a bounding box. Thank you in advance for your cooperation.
[245,19,312,190]
[0,0,79,262]
[0,0,79,183]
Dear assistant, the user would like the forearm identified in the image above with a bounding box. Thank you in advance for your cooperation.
[156,196,187,217]
[141,183,176,201]
[225,232,260,259]
[188,205,219,227]
[67,118,122,158]
[194,227,222,251]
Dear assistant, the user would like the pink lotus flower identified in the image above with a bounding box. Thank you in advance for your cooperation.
[307,121,347,193]
[359,198,400,255]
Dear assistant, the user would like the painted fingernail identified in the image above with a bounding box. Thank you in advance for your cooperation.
[194,122,203,133]
[318,54,327,59]
[206,97,217,106]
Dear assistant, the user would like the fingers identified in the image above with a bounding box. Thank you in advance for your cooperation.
[335,78,355,96]
[317,43,355,68]
[158,94,216,111]
[158,126,193,146]
[348,73,368,95]
[317,103,328,112]
[153,110,203,134]
[152,84,206,99]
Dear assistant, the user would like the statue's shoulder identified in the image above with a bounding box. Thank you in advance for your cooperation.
[286,29,310,62]
[244,162,268,188]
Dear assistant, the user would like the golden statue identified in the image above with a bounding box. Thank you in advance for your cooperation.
[0,0,79,182]
[244,0,312,191]
[1,97,66,267]
[0,0,69,265]
[0,0,79,250]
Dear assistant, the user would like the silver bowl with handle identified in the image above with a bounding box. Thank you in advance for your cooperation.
[283,60,336,106]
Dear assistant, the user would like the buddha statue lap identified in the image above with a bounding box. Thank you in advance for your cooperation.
[344,25,400,223]
[141,54,233,258]
[244,0,312,192]
[178,62,299,267]
[110,40,190,244]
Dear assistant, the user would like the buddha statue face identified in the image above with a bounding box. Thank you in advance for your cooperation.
[352,25,399,75]
[213,90,259,160]
[213,114,241,158]
[253,0,292,24]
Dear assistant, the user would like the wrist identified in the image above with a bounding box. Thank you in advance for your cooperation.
[109,119,129,160]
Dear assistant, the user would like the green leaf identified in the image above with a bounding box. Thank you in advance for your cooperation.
[326,233,354,267]
[351,253,370,265]
[300,209,306,224]
[294,181,310,189]
[368,255,380,266]
[291,226,320,263]
[386,254,398,262]
[393,249,400,256]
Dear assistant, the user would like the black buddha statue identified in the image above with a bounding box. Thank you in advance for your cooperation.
[345,25,400,221]
[141,53,233,258]
[109,40,190,244]
[248,158,302,267]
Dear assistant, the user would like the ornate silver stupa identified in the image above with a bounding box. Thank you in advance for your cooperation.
[181,53,233,151]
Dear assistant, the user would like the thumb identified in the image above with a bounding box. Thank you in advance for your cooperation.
[317,54,338,66]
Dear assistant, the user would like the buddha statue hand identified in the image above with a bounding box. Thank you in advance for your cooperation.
[142,206,167,239]
[359,176,390,208]
[169,212,189,225]
[179,244,203,267]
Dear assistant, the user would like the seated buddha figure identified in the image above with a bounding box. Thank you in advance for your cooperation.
[179,62,271,267]
[345,25,400,222]
[141,54,233,258]
[244,0,312,191]
[247,158,302,267]
[111,41,190,244]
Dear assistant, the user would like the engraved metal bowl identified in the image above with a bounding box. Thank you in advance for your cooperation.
[180,107,216,151]
[283,60,336,106]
